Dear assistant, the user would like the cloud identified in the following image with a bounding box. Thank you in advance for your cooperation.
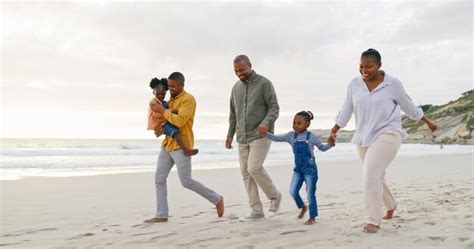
[1,1,472,138]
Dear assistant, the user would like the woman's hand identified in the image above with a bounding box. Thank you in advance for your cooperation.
[328,125,339,145]
[421,116,438,132]
[328,132,337,146]
[426,120,438,132]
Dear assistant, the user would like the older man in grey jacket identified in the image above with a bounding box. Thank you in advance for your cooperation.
[226,55,282,219]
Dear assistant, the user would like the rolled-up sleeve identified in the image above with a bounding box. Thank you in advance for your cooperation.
[392,80,423,121]
[261,81,279,127]
[335,83,353,128]
[227,92,236,138]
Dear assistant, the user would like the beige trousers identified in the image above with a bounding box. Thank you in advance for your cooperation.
[356,130,402,226]
[238,138,280,216]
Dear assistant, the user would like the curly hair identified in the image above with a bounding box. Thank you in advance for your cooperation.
[149,77,168,90]
[296,110,314,122]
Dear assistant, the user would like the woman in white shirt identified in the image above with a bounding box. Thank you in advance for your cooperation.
[329,48,438,233]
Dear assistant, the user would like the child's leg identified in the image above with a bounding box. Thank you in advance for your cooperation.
[163,123,198,156]
[289,171,306,218]
[173,132,199,156]
[304,169,318,221]
[304,174,317,225]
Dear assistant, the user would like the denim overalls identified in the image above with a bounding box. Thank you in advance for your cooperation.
[289,132,319,218]
[161,100,179,137]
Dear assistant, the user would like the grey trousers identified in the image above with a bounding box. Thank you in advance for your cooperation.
[154,149,221,218]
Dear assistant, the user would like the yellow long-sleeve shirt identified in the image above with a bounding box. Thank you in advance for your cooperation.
[162,90,196,152]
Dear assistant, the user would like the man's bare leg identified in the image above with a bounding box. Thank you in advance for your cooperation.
[304,217,315,225]
[216,196,225,217]
[173,132,198,156]
[297,206,307,219]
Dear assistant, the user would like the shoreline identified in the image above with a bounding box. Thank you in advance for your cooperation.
[1,154,472,248]
[1,152,472,181]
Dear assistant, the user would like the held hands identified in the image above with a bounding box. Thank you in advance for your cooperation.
[257,124,268,136]
[328,132,337,146]
[226,123,267,150]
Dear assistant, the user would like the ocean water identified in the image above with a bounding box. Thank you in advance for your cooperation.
[1,138,472,180]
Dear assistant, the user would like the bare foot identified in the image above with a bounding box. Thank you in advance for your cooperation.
[216,196,224,217]
[383,205,397,220]
[144,217,168,223]
[184,149,199,156]
[304,217,316,225]
[362,224,380,233]
[383,209,395,220]
[297,206,307,219]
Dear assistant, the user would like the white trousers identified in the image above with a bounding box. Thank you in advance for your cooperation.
[356,130,402,226]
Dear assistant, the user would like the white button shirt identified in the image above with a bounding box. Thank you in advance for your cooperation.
[335,73,424,147]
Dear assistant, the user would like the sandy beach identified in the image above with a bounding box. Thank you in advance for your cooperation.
[1,154,472,248]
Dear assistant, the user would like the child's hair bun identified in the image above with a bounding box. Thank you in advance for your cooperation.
[149,77,160,89]
[296,110,314,122]
[149,77,168,90]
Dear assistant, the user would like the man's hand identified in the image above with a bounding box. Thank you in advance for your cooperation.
[257,124,268,136]
[150,99,165,114]
[225,137,233,149]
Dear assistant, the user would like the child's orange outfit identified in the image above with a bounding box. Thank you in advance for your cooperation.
[147,98,166,130]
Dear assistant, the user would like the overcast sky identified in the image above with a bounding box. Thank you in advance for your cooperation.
[1,0,472,139]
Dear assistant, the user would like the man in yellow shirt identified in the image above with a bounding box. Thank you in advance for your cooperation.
[144,72,224,223]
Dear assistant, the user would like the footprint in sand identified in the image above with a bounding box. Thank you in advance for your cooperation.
[428,236,446,242]
[209,219,226,224]
[0,242,24,247]
[180,212,206,219]
[235,246,255,249]
[131,231,158,237]
[280,230,307,235]
[2,228,58,237]
[149,232,178,241]
[67,233,95,240]
[458,237,470,242]
[227,203,242,208]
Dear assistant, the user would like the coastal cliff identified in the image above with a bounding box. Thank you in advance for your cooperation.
[313,90,473,145]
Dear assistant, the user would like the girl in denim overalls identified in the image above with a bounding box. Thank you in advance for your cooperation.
[265,111,334,225]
